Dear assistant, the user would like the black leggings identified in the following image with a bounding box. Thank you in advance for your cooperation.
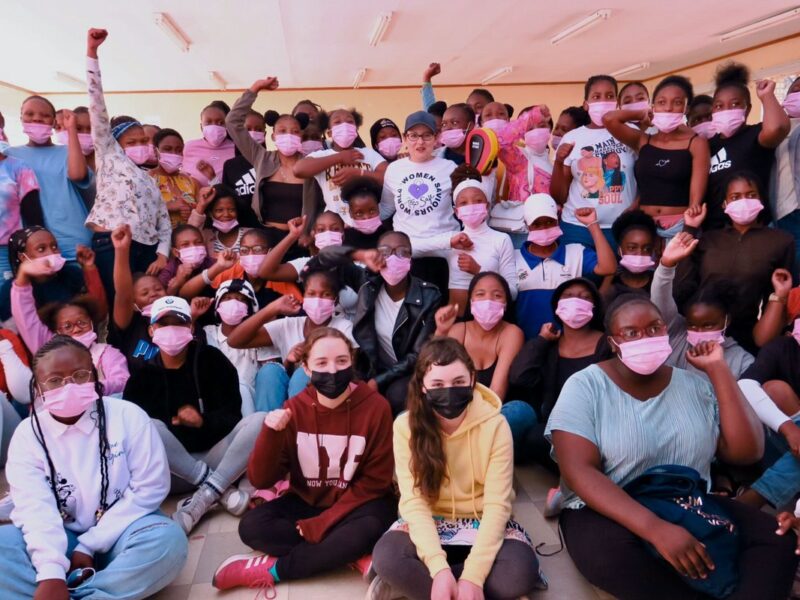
[372,530,541,600]
[560,497,798,600]
[238,493,396,581]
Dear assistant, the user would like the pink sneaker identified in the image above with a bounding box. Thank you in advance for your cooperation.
[349,554,374,581]
[543,487,563,518]
[212,552,277,597]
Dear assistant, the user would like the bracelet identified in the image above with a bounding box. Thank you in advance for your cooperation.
[768,293,787,304]
[201,269,211,285]
[587,220,599,226]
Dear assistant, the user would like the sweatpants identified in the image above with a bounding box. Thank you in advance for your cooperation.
[560,496,798,600]
[238,493,396,581]
[372,529,542,600]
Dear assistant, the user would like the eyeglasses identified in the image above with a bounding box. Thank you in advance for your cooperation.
[612,323,668,342]
[376,245,413,259]
[405,132,435,142]
[56,319,92,335]
[239,245,269,256]
[40,369,95,391]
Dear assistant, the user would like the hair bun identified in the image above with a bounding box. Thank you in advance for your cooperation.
[715,61,750,88]
[264,110,280,127]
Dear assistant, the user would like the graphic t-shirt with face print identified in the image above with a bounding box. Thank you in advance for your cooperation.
[560,126,637,228]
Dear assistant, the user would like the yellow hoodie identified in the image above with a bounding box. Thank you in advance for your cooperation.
[393,383,514,587]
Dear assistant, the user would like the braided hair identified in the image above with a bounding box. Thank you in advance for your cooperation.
[29,335,112,522]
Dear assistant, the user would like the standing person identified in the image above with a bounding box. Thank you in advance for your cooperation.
[771,76,800,267]
[83,29,171,300]
[6,93,93,262]
[0,145,41,280]
[546,296,797,600]
[219,109,264,229]
[704,62,790,230]
[604,75,710,241]
[420,61,494,119]
[148,128,201,228]
[436,103,475,166]
[370,118,403,163]
[0,336,187,600]
[212,328,396,595]
[370,337,544,600]
[688,95,716,139]
[183,102,235,187]
[551,106,590,151]
[550,74,637,249]
[71,107,96,172]
[141,124,161,170]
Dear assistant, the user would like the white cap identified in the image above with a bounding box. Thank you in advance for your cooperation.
[150,296,192,324]
[523,193,559,226]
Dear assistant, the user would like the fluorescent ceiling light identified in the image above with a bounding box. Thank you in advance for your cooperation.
[209,71,227,90]
[720,7,800,42]
[610,62,650,78]
[353,68,367,89]
[481,66,513,85]
[154,12,191,53]
[369,12,393,47]
[551,9,612,45]
[55,71,85,89]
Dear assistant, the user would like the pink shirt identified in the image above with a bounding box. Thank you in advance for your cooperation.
[497,109,551,202]
[183,137,236,186]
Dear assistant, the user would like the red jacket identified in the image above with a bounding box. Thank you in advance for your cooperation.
[247,381,395,543]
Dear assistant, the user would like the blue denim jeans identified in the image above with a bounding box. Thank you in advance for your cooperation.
[751,415,800,508]
[500,400,537,449]
[559,221,617,252]
[0,512,187,600]
[656,218,685,242]
[253,363,311,412]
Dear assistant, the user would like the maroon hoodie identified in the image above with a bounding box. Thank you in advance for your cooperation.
[247,381,395,543]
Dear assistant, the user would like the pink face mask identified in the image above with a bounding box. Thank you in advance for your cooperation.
[692,121,717,140]
[351,215,382,234]
[331,123,358,148]
[152,325,193,356]
[686,329,725,347]
[24,122,53,144]
[203,124,228,147]
[77,133,94,155]
[440,128,466,148]
[125,145,151,165]
[239,254,266,277]
[158,152,183,174]
[784,92,800,119]
[471,299,505,331]
[303,297,335,325]
[217,299,249,325]
[457,203,488,228]
[275,133,302,156]
[26,252,67,275]
[178,245,207,267]
[137,302,154,317]
[555,297,594,329]
[551,135,563,150]
[711,109,746,138]
[381,254,411,286]
[524,128,551,153]
[614,335,672,375]
[724,198,763,225]
[54,130,69,145]
[40,381,98,419]
[621,101,650,112]
[483,119,507,134]
[620,254,656,273]
[72,329,97,348]
[527,226,562,247]
[301,140,324,155]
[249,131,266,144]
[378,137,402,159]
[587,101,617,127]
[212,218,239,233]
[146,144,157,163]
[652,112,684,133]
[793,319,800,346]
[314,230,343,249]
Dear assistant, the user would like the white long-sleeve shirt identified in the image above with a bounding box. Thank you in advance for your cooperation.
[0,339,32,404]
[447,221,518,297]
[6,398,169,582]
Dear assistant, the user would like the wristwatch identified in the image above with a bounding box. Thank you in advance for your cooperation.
[768,293,787,304]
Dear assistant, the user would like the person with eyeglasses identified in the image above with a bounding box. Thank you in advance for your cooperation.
[307,230,441,415]
[545,294,799,600]
[0,335,187,600]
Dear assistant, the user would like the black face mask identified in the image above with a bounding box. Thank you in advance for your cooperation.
[311,366,353,398]
[425,386,473,419]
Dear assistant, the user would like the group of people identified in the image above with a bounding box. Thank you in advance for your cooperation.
[1,26,800,600]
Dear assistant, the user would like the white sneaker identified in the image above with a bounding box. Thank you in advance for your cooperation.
[220,487,251,516]
[365,575,398,600]
[172,485,219,534]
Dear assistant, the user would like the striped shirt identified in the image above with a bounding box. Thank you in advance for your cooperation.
[545,364,720,510]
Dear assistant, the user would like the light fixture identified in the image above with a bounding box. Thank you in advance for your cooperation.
[369,12,393,47]
[551,9,612,45]
[481,66,513,85]
[154,12,191,53]
[209,71,227,90]
[353,68,367,89]
[610,62,651,78]
[55,71,85,89]
[720,7,800,42]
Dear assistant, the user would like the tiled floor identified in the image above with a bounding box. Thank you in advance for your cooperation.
[1,465,607,599]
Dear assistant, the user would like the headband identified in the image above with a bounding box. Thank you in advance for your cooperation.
[453,179,485,201]
[111,120,141,141]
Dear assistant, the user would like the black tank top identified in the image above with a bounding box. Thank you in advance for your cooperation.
[259,181,303,223]
[634,135,696,207]
[464,324,500,388]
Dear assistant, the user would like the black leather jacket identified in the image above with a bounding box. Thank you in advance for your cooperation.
[306,246,441,388]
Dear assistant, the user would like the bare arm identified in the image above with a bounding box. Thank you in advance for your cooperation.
[293,153,342,178]
[225,297,299,349]
[756,80,791,149]
[549,143,574,205]
[257,216,305,282]
[753,268,792,347]
[489,325,524,401]
[602,109,648,152]
[111,227,134,330]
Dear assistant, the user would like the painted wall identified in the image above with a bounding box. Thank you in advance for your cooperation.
[0,84,29,143]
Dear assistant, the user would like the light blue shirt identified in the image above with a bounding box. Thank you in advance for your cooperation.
[5,145,93,260]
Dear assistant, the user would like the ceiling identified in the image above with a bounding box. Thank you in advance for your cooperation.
[3,0,800,93]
